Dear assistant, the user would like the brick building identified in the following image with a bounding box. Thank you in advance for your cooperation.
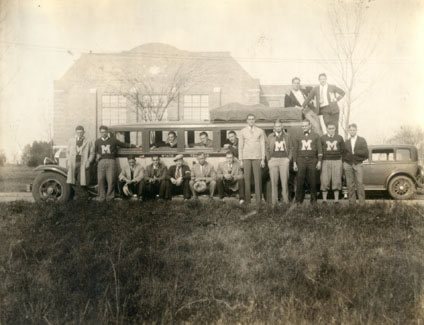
[53,43,289,145]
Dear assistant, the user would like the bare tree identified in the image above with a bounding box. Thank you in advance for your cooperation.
[388,125,424,161]
[319,0,379,137]
[103,55,206,123]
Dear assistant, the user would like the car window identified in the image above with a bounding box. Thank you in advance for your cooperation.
[185,131,213,149]
[396,148,411,161]
[150,130,177,150]
[371,149,394,161]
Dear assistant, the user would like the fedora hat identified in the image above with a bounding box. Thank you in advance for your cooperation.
[193,181,207,193]
[173,154,184,162]
[123,184,133,197]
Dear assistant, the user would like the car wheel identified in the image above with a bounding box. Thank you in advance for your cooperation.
[32,172,71,203]
[388,175,415,200]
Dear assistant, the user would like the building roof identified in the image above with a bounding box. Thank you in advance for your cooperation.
[58,43,259,90]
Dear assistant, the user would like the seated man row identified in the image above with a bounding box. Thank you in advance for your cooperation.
[118,151,244,203]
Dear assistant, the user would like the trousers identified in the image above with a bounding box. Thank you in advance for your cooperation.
[97,159,116,201]
[343,162,365,203]
[268,157,290,205]
[295,156,318,203]
[243,159,262,206]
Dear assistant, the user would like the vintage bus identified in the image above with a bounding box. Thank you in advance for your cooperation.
[31,108,304,202]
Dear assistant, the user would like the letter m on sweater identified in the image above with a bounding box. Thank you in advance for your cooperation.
[326,140,338,151]
[301,139,312,150]
[274,141,286,151]
[101,144,111,154]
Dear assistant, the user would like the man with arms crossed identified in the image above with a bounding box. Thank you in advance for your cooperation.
[239,114,266,208]
[216,151,245,204]
[66,125,95,200]
[266,119,292,206]
[95,125,135,201]
[343,123,369,204]
[293,120,323,204]
[320,122,345,202]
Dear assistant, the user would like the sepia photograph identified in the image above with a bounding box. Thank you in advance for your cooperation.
[0,0,424,323]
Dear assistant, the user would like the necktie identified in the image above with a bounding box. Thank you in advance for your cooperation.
[176,167,180,178]
[320,86,324,105]
[130,168,134,180]
[200,165,204,176]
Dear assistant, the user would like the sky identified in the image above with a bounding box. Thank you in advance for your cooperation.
[0,0,423,162]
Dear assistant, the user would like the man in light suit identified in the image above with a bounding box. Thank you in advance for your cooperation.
[190,152,216,199]
[216,151,245,204]
[118,156,144,200]
[302,73,345,134]
[66,125,95,200]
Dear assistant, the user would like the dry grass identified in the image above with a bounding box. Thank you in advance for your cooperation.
[0,200,423,323]
[0,165,37,192]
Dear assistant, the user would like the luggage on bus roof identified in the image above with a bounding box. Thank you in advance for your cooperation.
[210,102,302,122]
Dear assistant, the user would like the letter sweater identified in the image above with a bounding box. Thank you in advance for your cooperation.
[320,134,345,160]
[293,132,323,161]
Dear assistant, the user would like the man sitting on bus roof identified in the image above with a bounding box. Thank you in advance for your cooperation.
[194,132,213,148]
[216,151,245,204]
[143,155,167,200]
[165,154,191,201]
[190,152,216,199]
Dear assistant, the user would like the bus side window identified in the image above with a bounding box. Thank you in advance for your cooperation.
[185,131,213,149]
[150,131,178,149]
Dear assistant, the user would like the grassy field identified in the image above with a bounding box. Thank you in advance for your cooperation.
[0,165,38,192]
[0,200,423,323]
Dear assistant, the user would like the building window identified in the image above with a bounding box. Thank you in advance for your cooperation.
[183,95,209,121]
[140,95,168,122]
[102,95,127,126]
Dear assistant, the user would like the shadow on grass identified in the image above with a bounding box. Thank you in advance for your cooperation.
[0,200,423,323]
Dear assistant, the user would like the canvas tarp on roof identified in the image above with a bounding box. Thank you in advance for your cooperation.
[210,102,302,122]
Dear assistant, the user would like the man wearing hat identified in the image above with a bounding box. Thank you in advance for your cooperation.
[66,125,95,200]
[190,152,216,199]
[118,156,145,200]
[165,154,191,200]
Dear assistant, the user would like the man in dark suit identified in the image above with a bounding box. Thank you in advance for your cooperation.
[284,77,309,108]
[343,123,369,204]
[285,77,323,136]
[166,154,191,200]
[302,73,345,134]
[143,155,168,200]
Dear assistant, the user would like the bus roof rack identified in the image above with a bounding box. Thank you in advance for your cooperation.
[209,103,302,122]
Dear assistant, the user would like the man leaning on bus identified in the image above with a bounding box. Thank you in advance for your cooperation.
[238,113,266,208]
